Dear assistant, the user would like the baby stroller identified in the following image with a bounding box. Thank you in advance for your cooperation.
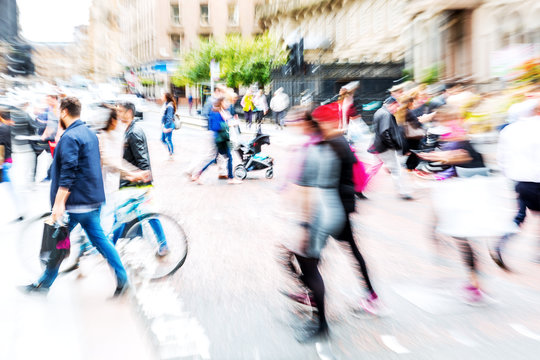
[234,127,273,180]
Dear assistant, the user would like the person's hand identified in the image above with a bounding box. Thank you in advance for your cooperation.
[417,152,439,161]
[51,202,65,223]
[139,170,152,182]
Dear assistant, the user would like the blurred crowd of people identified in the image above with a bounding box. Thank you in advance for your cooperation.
[1,76,538,346]
[277,79,539,342]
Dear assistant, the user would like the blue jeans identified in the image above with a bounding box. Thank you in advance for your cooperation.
[111,215,168,250]
[200,142,233,179]
[161,130,174,154]
[37,208,128,289]
[2,161,12,182]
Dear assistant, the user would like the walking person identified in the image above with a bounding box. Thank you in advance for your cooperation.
[399,95,426,171]
[113,102,170,256]
[316,104,381,313]
[241,89,255,129]
[270,87,289,130]
[418,106,494,303]
[161,92,176,159]
[187,85,228,179]
[369,96,412,200]
[30,94,59,183]
[188,94,193,115]
[491,99,540,269]
[281,107,345,342]
[19,97,128,296]
[192,97,241,185]
[0,111,24,221]
[254,89,268,127]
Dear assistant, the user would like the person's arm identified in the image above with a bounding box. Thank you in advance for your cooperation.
[165,105,174,124]
[418,149,472,165]
[208,112,224,132]
[127,129,151,171]
[51,187,70,223]
[51,137,80,221]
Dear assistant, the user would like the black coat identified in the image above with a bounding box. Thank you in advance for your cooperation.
[120,120,152,188]
[327,135,357,214]
[371,107,405,153]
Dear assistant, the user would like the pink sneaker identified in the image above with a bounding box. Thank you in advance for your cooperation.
[463,285,484,305]
[282,291,317,308]
[359,292,380,315]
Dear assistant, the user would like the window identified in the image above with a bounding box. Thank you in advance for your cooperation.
[199,34,211,42]
[171,4,180,24]
[171,34,181,56]
[228,3,239,26]
[255,4,263,18]
[200,4,209,26]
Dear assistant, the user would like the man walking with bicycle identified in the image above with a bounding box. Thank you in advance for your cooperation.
[19,97,129,297]
[114,102,169,256]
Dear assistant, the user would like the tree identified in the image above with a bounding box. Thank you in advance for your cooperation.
[172,34,287,88]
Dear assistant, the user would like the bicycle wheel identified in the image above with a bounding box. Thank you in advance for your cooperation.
[17,212,83,276]
[118,213,188,281]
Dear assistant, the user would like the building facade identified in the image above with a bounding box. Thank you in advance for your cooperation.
[259,0,408,64]
[257,0,405,116]
[32,26,89,82]
[119,0,266,98]
[405,0,540,85]
[0,0,19,41]
[87,0,124,82]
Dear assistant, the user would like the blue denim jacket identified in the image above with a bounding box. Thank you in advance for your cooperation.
[161,103,175,129]
[50,120,105,208]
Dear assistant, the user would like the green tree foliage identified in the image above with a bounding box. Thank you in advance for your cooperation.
[172,34,287,88]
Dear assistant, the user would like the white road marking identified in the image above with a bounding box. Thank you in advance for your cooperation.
[381,335,410,354]
[510,324,540,341]
[449,330,477,347]
[316,341,336,360]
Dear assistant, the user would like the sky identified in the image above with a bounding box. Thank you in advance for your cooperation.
[18,0,92,42]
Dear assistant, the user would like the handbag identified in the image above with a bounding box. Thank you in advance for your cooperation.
[404,122,425,140]
[40,220,70,267]
[174,113,182,130]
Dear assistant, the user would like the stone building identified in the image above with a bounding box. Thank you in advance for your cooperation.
[31,26,89,83]
[404,0,540,85]
[259,0,407,64]
[258,0,406,115]
[87,0,124,82]
[119,0,266,99]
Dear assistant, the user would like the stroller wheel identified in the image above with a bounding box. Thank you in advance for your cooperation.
[234,165,247,180]
[265,168,274,179]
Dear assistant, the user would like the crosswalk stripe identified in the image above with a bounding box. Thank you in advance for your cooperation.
[380,335,410,354]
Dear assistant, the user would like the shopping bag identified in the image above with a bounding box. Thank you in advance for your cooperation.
[39,220,70,267]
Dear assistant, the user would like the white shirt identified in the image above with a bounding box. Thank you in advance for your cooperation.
[507,99,537,124]
[98,128,125,195]
[497,116,540,182]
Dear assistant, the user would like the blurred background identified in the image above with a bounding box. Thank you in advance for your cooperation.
[1,1,539,360]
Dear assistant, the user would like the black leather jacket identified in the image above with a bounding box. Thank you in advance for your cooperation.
[120,119,152,188]
[371,106,405,153]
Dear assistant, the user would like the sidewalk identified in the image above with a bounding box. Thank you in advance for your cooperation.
[0,182,157,360]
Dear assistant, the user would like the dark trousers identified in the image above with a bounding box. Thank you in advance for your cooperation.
[405,138,421,170]
[244,110,253,127]
[515,182,540,224]
[295,255,327,331]
[334,216,375,294]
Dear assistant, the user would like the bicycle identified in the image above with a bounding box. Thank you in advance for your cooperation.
[17,189,188,282]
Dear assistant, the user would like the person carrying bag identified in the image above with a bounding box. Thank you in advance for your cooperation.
[40,216,71,269]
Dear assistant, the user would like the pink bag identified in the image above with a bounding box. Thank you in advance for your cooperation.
[352,151,382,193]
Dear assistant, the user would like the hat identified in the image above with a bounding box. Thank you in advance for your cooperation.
[383,96,398,105]
[312,102,340,122]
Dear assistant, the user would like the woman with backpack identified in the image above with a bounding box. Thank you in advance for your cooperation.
[161,92,176,159]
